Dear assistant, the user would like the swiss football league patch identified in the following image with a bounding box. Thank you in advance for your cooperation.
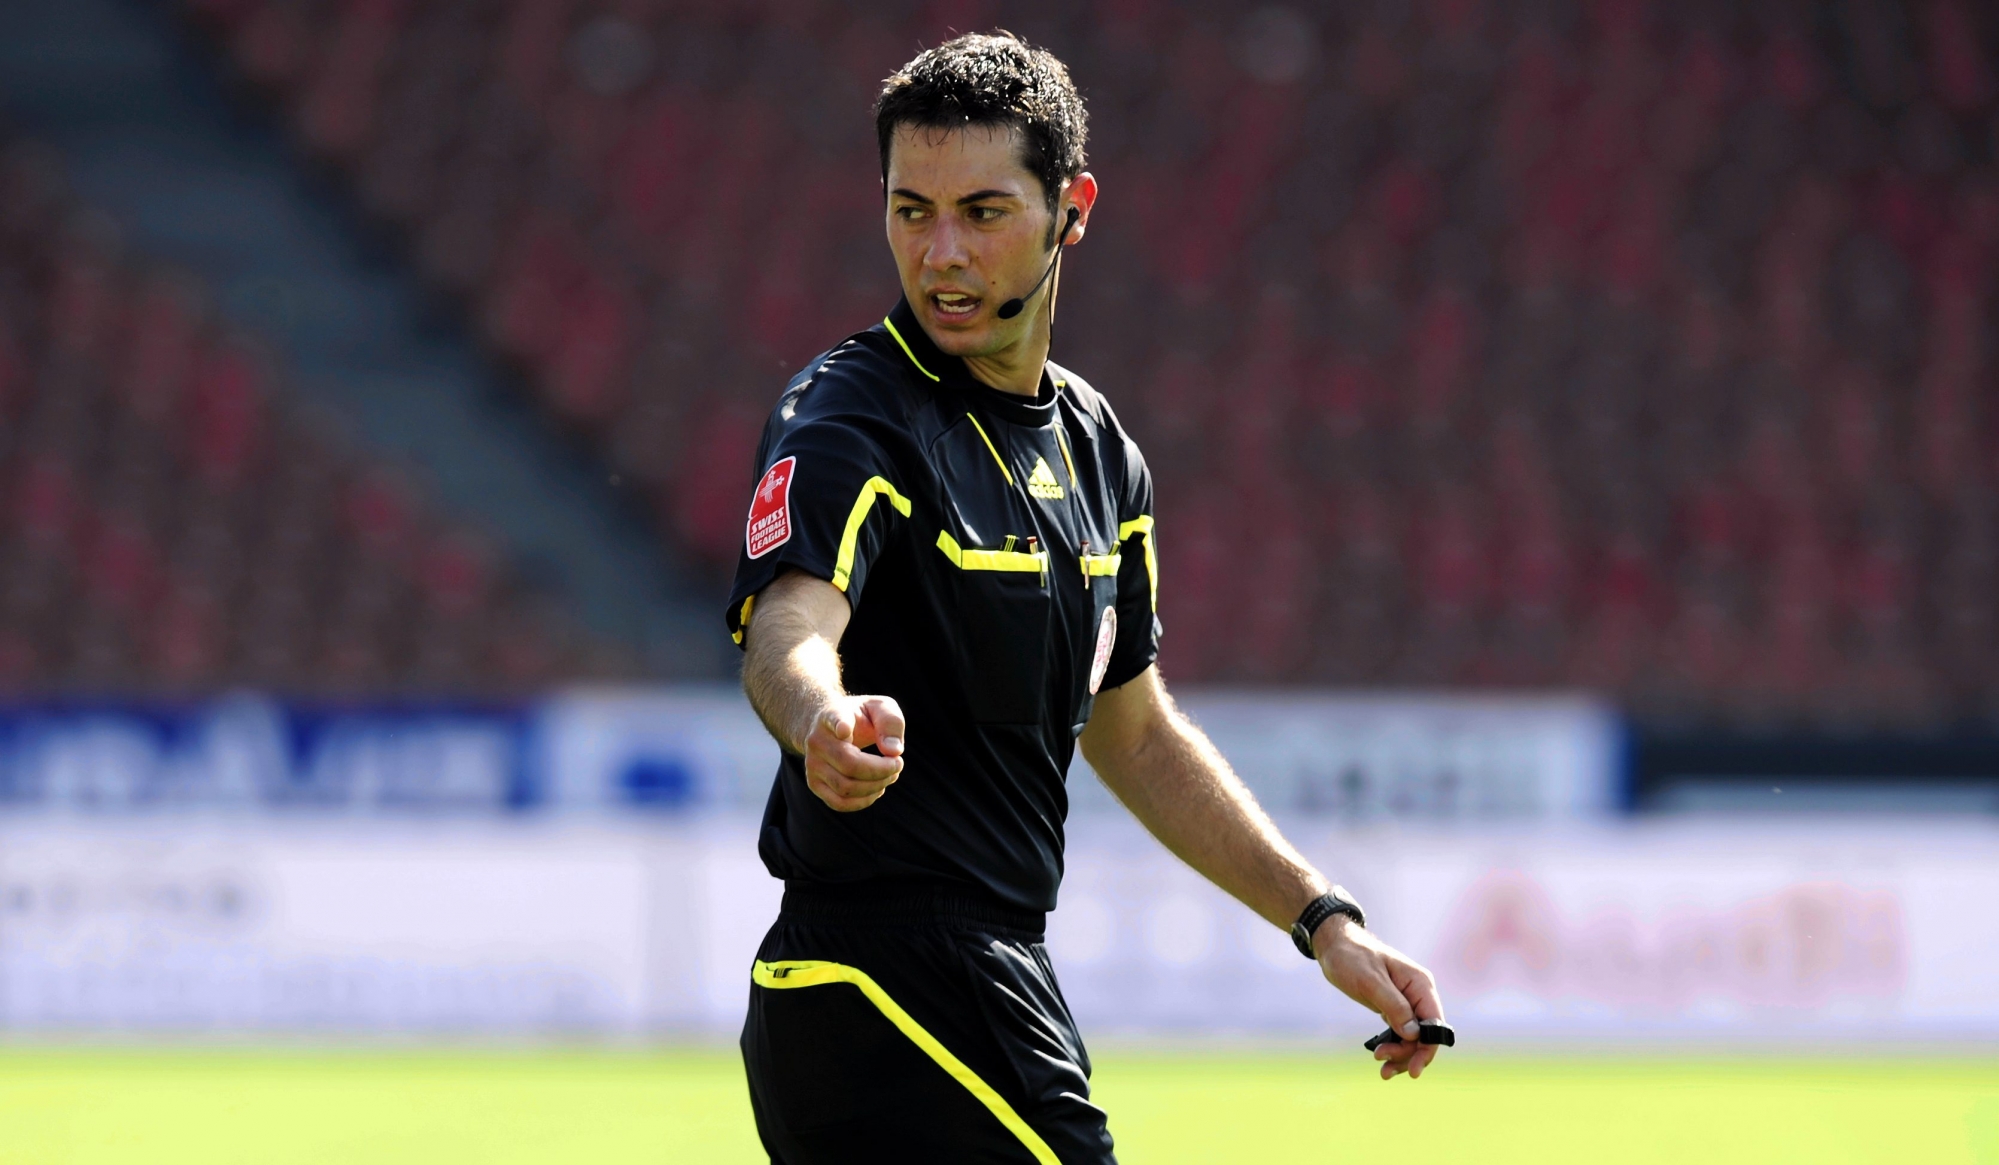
[746,456,795,559]
[1088,605,1118,694]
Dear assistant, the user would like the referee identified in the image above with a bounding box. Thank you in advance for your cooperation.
[728,32,1446,1164]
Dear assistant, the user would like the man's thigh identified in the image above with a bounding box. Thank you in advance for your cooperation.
[739,920,1113,1165]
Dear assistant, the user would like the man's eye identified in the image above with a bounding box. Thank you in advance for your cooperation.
[970,207,1003,222]
[895,206,926,221]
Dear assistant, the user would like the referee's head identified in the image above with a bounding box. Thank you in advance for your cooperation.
[875,32,1098,362]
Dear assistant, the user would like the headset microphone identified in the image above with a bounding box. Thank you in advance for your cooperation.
[996,206,1080,320]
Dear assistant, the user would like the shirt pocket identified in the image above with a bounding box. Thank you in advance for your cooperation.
[938,531,1051,725]
[1069,564,1121,732]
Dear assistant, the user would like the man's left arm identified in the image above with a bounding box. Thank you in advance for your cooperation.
[1079,665,1448,1080]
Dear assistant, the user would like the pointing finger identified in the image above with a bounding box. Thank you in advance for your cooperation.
[861,697,906,757]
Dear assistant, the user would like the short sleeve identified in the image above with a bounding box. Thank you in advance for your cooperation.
[725,418,910,647]
[1098,435,1160,690]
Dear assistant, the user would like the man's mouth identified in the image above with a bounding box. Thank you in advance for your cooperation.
[930,291,981,321]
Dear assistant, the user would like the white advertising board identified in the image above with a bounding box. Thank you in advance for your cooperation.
[0,822,663,1032]
[0,817,1992,1044]
[1050,817,1999,1042]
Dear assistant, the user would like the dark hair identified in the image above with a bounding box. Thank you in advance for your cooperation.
[874,31,1088,216]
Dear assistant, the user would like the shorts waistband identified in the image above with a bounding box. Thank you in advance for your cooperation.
[779,880,1046,939]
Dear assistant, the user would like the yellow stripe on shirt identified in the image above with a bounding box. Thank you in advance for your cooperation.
[1119,514,1157,612]
[831,477,912,591]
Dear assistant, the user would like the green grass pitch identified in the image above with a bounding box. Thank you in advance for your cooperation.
[0,1047,1992,1163]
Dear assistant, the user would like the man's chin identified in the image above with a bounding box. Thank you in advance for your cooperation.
[921,314,999,357]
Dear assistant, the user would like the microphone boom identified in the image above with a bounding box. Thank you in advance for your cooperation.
[996,206,1080,320]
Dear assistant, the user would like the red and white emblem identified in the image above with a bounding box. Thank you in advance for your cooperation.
[746,456,796,559]
[1087,605,1118,695]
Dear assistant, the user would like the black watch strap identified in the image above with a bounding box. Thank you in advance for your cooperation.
[1290,887,1365,959]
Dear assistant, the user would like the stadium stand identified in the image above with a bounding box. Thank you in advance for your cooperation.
[0,137,614,694]
[180,0,1999,727]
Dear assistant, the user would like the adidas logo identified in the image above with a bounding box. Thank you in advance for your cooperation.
[1027,456,1065,500]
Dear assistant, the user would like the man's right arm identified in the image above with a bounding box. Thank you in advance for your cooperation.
[741,568,907,812]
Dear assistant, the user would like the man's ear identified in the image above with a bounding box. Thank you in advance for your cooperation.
[1064,172,1100,243]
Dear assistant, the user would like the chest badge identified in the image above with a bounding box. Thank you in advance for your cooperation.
[1027,456,1065,500]
[1088,605,1118,694]
[746,456,795,559]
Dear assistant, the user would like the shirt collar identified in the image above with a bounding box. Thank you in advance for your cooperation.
[882,297,1059,427]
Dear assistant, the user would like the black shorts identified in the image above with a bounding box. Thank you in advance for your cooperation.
[740,881,1117,1165]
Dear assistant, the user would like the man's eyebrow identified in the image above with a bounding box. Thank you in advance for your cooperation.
[956,189,1019,206]
[889,188,934,204]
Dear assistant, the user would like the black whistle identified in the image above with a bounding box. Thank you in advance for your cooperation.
[1363,1021,1456,1052]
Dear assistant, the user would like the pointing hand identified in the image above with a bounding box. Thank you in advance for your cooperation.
[801,695,907,812]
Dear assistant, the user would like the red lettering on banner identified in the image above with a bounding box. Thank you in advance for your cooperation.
[746,456,795,559]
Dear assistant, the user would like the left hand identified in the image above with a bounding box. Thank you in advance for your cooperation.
[1313,916,1448,1080]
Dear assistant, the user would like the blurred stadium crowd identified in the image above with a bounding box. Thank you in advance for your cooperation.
[0,143,603,694]
[5,0,1990,729]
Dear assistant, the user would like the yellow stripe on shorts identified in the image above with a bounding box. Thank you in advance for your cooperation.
[751,959,1061,1165]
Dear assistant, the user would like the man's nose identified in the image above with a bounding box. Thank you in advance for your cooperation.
[924,218,971,272]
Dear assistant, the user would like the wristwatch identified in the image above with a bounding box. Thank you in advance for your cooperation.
[1290,887,1366,959]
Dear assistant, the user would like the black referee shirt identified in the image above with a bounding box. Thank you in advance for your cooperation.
[725,297,1160,914]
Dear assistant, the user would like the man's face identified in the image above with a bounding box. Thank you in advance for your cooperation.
[884,122,1064,358]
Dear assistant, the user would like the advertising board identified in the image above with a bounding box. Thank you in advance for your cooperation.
[0,688,1621,820]
[0,817,1991,1043]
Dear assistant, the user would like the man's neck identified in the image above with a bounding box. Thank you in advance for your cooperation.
[960,316,1050,398]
